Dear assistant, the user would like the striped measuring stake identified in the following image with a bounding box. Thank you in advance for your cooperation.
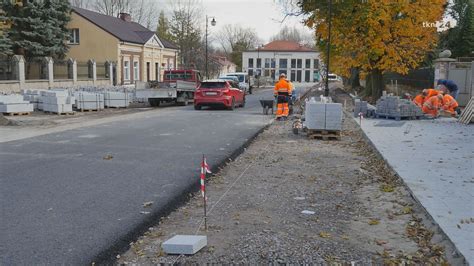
[200,155,211,230]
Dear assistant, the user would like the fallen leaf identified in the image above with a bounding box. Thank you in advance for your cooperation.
[143,201,153,208]
[103,154,113,160]
[341,235,350,240]
[402,206,413,214]
[375,239,388,245]
[319,232,331,238]
[368,219,380,225]
[381,184,394,192]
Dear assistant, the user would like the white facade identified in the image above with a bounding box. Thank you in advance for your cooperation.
[242,51,321,83]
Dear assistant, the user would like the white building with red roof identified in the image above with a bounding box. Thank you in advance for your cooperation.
[242,40,321,83]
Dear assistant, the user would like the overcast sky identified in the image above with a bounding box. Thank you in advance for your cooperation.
[161,0,313,44]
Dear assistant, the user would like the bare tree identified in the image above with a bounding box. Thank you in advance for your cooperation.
[270,25,315,47]
[216,24,260,55]
[68,0,93,9]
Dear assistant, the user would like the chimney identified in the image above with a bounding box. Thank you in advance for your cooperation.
[119,12,132,22]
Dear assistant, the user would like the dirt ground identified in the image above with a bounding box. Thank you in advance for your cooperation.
[118,88,464,264]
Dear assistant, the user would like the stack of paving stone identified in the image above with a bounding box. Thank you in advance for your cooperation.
[22,89,46,110]
[103,91,129,108]
[40,90,75,114]
[74,92,104,111]
[305,98,343,131]
[354,99,368,117]
[0,94,34,114]
[376,95,423,118]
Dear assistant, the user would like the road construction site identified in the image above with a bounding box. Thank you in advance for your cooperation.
[118,86,471,264]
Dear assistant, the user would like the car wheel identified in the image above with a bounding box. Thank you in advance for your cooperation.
[194,105,201,110]
[229,97,235,110]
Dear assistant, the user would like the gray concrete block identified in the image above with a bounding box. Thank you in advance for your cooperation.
[162,235,207,255]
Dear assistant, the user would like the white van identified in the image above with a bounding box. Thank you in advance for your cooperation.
[225,72,254,94]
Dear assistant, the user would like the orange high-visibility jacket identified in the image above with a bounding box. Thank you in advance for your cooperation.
[425,89,440,98]
[274,78,292,95]
[422,95,441,116]
[442,94,459,113]
[413,94,425,107]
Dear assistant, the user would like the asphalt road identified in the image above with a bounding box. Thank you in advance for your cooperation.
[0,88,281,264]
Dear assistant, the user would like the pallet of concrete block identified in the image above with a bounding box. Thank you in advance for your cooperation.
[22,89,46,110]
[74,92,104,111]
[304,99,342,140]
[40,90,75,115]
[0,94,34,116]
[375,95,423,120]
[103,91,129,108]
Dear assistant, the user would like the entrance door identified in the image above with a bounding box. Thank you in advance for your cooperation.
[155,63,159,81]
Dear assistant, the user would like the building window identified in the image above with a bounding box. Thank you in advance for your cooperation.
[248,58,254,68]
[133,61,139,81]
[68,29,80,44]
[264,69,270,77]
[297,59,302,69]
[256,58,261,68]
[290,70,296,82]
[314,59,319,69]
[264,58,270,68]
[271,58,275,68]
[279,59,287,69]
[305,70,310,82]
[305,59,311,69]
[123,60,130,80]
[291,59,296,68]
[296,70,302,82]
[248,69,254,76]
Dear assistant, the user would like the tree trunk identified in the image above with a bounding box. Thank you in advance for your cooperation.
[349,67,360,89]
[370,68,384,100]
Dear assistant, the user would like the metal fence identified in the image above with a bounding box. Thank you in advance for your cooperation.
[53,60,72,80]
[25,59,47,80]
[0,56,17,81]
[383,67,434,89]
[77,61,92,79]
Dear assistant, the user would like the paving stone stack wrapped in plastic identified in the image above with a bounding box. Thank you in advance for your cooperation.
[305,97,343,131]
[0,94,34,114]
[376,95,423,118]
[354,99,368,117]
[74,92,104,111]
[40,90,75,114]
[22,89,46,110]
[103,91,129,108]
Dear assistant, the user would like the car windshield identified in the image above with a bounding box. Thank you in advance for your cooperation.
[227,74,244,82]
[219,77,235,81]
[328,75,337,79]
[200,82,227,89]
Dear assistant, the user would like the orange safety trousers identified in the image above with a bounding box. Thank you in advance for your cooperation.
[276,103,289,117]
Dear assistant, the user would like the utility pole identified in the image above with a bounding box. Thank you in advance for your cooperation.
[325,0,332,97]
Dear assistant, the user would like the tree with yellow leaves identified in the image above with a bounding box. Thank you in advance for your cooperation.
[299,0,446,99]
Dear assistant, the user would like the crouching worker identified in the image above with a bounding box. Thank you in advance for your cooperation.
[422,94,443,117]
[274,73,293,119]
[441,93,460,117]
[413,94,425,108]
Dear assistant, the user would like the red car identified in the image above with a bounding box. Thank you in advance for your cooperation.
[194,80,245,110]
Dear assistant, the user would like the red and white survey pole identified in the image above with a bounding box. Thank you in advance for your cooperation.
[200,155,211,230]
[359,112,364,125]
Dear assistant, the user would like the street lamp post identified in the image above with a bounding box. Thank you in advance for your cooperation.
[205,15,216,79]
[325,0,332,97]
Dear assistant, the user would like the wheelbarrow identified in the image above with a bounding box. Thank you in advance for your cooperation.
[259,99,275,115]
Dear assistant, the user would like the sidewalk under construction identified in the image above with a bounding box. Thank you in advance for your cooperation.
[119,89,465,264]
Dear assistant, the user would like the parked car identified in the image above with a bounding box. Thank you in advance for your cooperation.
[194,79,245,110]
[328,73,343,83]
[225,72,254,94]
[218,76,240,83]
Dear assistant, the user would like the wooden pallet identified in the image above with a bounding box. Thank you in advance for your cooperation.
[44,111,75,116]
[458,97,474,124]
[105,106,127,109]
[3,112,31,116]
[307,129,341,140]
[375,113,422,121]
[78,109,100,112]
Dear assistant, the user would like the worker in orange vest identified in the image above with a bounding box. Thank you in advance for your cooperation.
[441,93,459,116]
[274,73,293,119]
[422,94,443,117]
[422,88,440,98]
[413,94,425,107]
